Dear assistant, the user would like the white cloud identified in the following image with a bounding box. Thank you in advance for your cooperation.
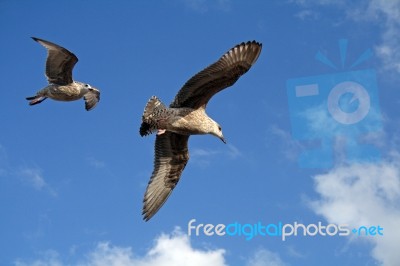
[15,228,290,266]
[19,167,57,197]
[16,228,227,266]
[309,157,400,266]
[20,168,46,190]
[81,229,227,266]
[14,231,287,266]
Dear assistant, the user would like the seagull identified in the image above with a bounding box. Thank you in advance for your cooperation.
[26,37,100,111]
[140,41,262,221]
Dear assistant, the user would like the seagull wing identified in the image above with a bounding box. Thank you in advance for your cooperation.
[170,41,262,109]
[32,37,78,85]
[142,132,189,221]
[84,89,100,111]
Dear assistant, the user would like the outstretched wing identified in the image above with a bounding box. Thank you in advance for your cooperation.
[142,132,190,221]
[32,37,78,85]
[170,41,262,109]
[84,89,100,111]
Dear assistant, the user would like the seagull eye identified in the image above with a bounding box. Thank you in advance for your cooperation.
[85,84,91,88]
[218,126,222,131]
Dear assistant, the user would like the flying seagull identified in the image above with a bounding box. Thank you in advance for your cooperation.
[26,37,100,111]
[140,40,262,221]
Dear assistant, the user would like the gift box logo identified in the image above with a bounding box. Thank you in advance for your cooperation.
[287,39,382,168]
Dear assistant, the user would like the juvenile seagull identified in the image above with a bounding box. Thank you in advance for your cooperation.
[140,41,262,221]
[26,37,100,111]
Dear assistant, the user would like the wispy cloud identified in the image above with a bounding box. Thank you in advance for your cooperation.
[181,0,207,12]
[191,143,242,166]
[294,9,319,20]
[246,248,287,266]
[286,245,307,259]
[86,156,106,169]
[0,144,57,196]
[290,0,347,8]
[179,0,231,13]
[226,144,241,159]
[19,166,57,197]
[267,125,303,161]
[309,156,400,265]
[292,0,400,74]
[15,250,61,266]
[0,144,7,161]
[191,148,220,157]
[362,0,400,74]
[0,144,9,176]
[0,168,6,177]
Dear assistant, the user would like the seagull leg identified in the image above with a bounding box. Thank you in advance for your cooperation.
[157,129,166,135]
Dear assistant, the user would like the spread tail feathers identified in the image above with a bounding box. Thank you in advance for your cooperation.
[140,96,167,136]
[26,96,47,106]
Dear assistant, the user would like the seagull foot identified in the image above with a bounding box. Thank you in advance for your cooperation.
[157,129,166,135]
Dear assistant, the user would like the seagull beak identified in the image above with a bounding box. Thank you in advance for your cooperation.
[220,136,226,144]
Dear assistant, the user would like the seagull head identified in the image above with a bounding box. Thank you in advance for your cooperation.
[88,87,100,93]
[210,122,226,144]
[79,83,100,94]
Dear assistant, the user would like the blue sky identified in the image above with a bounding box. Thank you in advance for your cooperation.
[1,0,400,265]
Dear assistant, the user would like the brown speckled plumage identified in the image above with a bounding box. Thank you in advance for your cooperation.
[140,41,262,221]
[26,37,100,111]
